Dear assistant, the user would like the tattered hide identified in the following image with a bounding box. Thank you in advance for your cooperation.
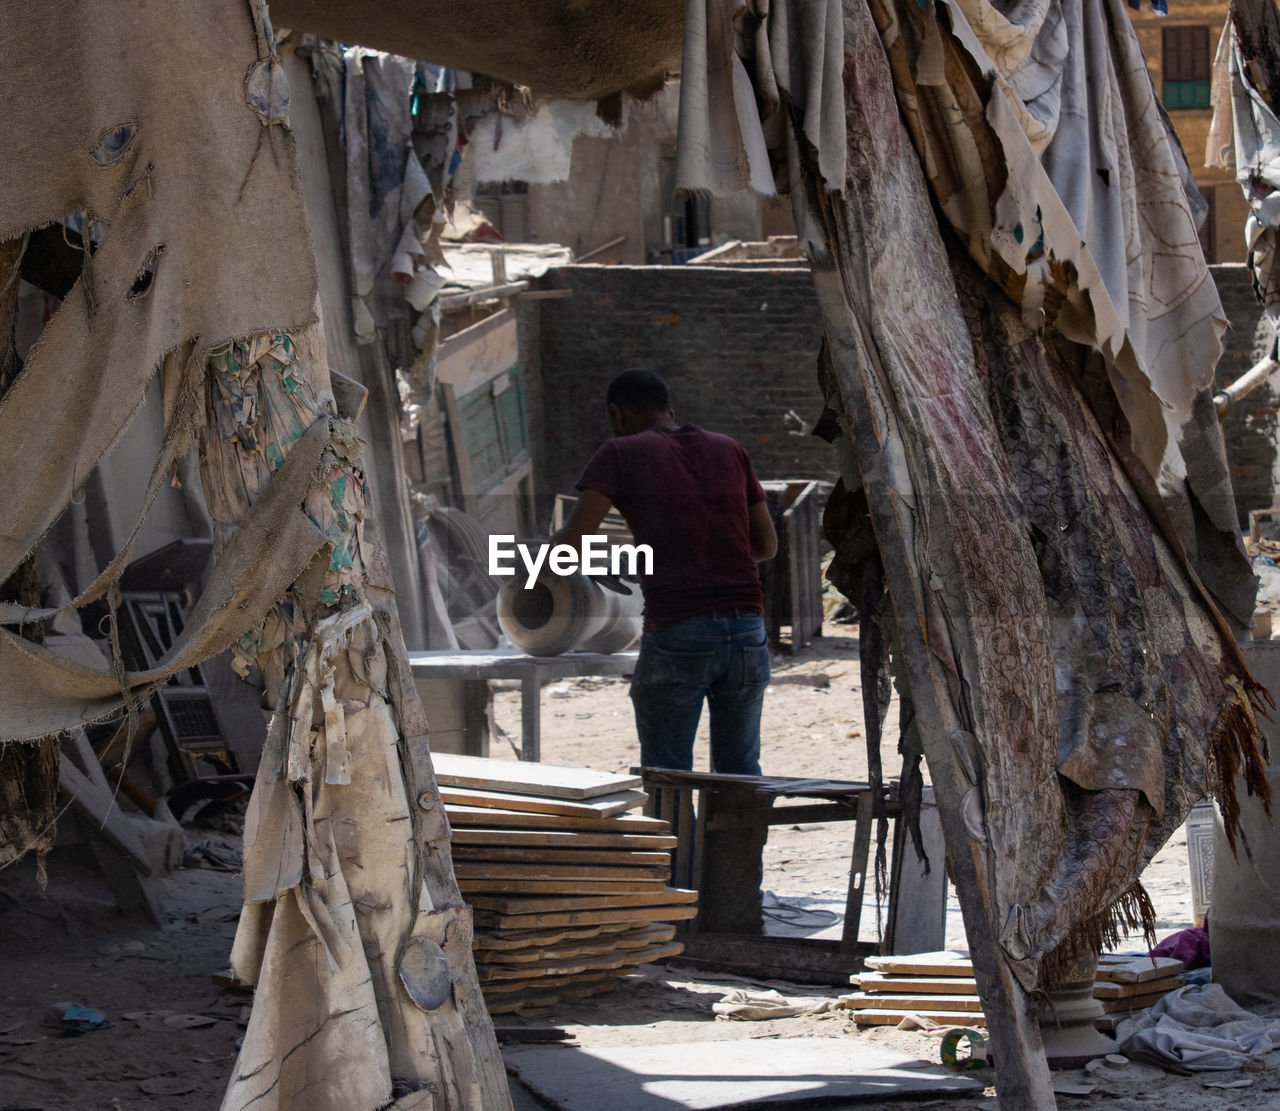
[0,0,319,727]
[675,0,1269,1022]
[1,4,511,1108]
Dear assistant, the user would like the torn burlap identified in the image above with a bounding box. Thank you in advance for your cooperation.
[0,0,316,588]
[0,417,331,741]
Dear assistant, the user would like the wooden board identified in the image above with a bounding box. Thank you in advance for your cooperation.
[484,975,626,1015]
[466,888,697,915]
[432,753,642,800]
[451,845,673,868]
[474,904,697,931]
[458,878,671,896]
[862,951,974,978]
[843,1006,988,1028]
[440,785,646,818]
[482,968,621,996]
[1099,988,1177,1013]
[854,973,979,995]
[446,805,670,833]
[474,922,636,950]
[478,941,684,983]
[1093,955,1184,984]
[1092,975,1184,1000]
[841,991,984,1013]
[474,925,676,964]
[452,828,678,851]
[453,861,669,882]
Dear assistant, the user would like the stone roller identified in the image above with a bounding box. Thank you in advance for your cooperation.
[497,570,643,657]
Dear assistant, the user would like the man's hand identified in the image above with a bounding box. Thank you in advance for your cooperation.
[550,488,614,551]
[748,499,778,562]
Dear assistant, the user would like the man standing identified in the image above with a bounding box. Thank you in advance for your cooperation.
[553,369,776,774]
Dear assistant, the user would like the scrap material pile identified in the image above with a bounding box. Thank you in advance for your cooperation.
[841,951,1186,1032]
[432,754,693,1013]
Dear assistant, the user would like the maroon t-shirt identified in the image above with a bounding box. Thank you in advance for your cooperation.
[576,424,767,632]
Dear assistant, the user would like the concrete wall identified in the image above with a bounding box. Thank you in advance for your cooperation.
[455,84,781,264]
[528,261,1278,533]
[532,263,833,519]
[1213,263,1279,524]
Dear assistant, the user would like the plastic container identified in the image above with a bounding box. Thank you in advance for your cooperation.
[1211,639,1280,1006]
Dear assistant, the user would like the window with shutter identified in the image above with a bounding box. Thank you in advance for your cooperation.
[1163,26,1212,110]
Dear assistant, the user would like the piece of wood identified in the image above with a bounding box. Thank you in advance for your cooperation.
[58,754,183,876]
[841,991,984,1012]
[450,845,673,868]
[862,950,975,977]
[432,753,642,800]
[440,382,478,515]
[843,1006,988,1028]
[438,785,647,818]
[474,925,676,964]
[1098,988,1178,1014]
[453,861,669,882]
[457,878,670,896]
[474,904,698,931]
[673,933,872,986]
[478,941,684,983]
[1093,954,1184,984]
[80,815,167,925]
[452,828,678,851]
[476,924,671,957]
[854,972,980,995]
[446,804,669,833]
[474,923,634,950]
[1091,974,1184,999]
[883,786,948,955]
[465,888,697,915]
[480,969,621,996]
[483,975,625,1015]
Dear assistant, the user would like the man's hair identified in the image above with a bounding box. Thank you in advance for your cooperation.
[606,369,670,412]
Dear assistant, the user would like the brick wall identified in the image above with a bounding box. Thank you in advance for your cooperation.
[528,262,1277,531]
[1212,263,1278,525]
[532,264,834,523]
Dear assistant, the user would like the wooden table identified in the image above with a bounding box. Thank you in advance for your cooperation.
[633,767,947,983]
[407,649,638,761]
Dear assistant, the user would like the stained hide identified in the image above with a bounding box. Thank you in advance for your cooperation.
[270,0,685,99]
[0,1,317,599]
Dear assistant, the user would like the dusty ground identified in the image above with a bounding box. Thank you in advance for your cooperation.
[1,623,1278,1109]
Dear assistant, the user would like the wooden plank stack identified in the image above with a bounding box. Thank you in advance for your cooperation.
[432,754,692,1014]
[839,950,1186,1030]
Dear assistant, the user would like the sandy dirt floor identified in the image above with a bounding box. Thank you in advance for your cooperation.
[2,623,1278,1109]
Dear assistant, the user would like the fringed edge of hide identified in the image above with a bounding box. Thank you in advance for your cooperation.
[1039,882,1157,990]
[1207,678,1273,859]
[0,734,60,876]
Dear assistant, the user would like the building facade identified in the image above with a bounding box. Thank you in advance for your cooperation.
[1130,1,1251,263]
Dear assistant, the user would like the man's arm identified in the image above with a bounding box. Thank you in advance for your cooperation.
[748,499,778,562]
[550,488,614,551]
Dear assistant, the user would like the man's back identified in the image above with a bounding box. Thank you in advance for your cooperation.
[576,424,765,631]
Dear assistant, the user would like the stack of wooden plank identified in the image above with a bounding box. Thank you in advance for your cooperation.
[839,950,1185,1030]
[433,754,693,1014]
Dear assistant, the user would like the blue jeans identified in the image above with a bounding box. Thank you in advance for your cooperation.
[630,612,770,775]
